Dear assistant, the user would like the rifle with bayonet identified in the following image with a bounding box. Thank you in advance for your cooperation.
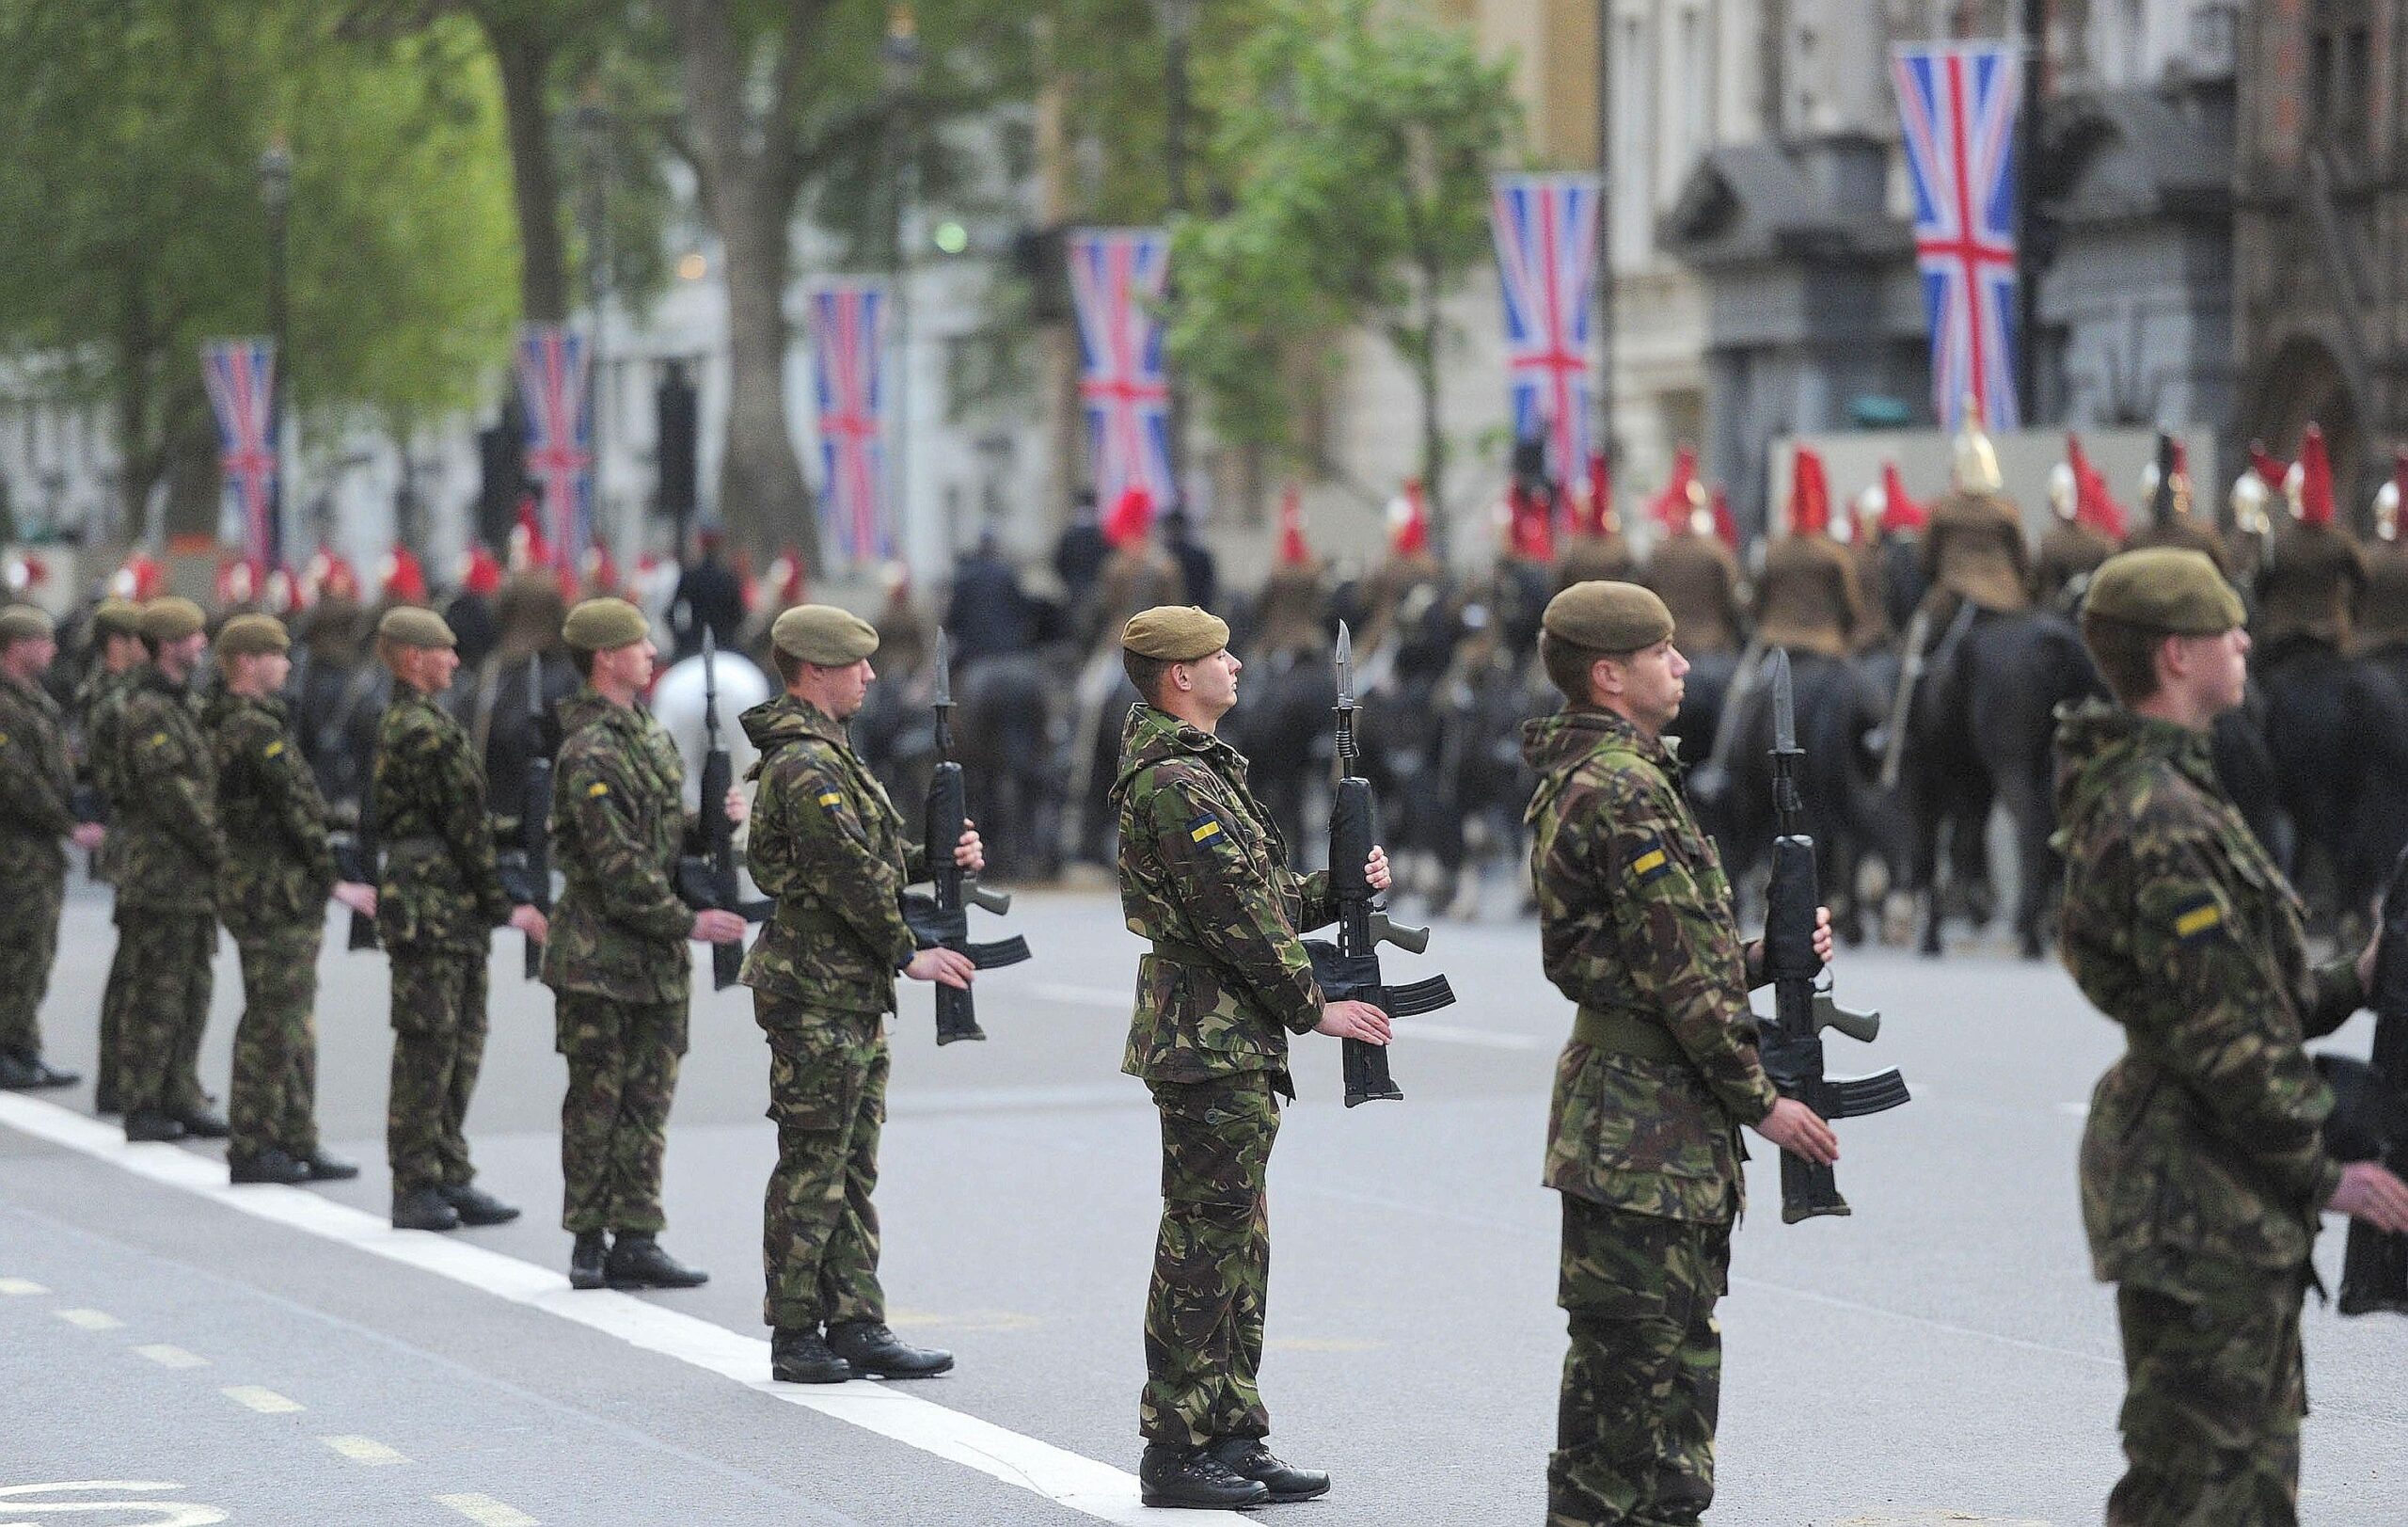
[1760,648,1909,1219]
[2319,844,2408,1315]
[1306,621,1453,1107]
[899,628,1029,1043]
[674,629,769,991]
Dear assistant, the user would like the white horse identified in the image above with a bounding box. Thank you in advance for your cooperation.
[649,648,772,814]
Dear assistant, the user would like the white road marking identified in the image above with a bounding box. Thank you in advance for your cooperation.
[1392,1019,1544,1052]
[55,1307,122,1330]
[0,1090,1247,1525]
[221,1385,303,1414]
[436,1494,539,1526]
[1031,981,1130,1007]
[0,1483,226,1526]
[0,1276,49,1295]
[321,1435,408,1466]
[135,1344,210,1369]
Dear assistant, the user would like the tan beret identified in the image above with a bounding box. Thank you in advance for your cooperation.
[214,613,290,658]
[91,598,144,639]
[562,596,649,652]
[1121,606,1230,663]
[2083,549,2245,635]
[376,605,458,650]
[0,604,54,644]
[1543,581,1674,653]
[770,603,879,666]
[139,596,207,643]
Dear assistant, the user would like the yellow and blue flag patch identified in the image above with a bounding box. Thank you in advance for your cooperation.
[587,781,610,799]
[2172,896,2224,945]
[816,790,844,808]
[1188,811,1224,845]
[1628,835,1672,886]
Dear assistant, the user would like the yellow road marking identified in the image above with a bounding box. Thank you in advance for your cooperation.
[221,1385,303,1414]
[436,1494,539,1525]
[321,1435,408,1466]
[55,1308,123,1330]
[0,1277,48,1296]
[135,1344,210,1368]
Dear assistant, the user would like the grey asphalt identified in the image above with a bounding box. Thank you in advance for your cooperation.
[6,882,2404,1525]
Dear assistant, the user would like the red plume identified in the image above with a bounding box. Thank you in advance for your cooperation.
[1387,480,1431,557]
[383,545,429,603]
[581,541,622,596]
[1878,462,1927,533]
[2298,425,2335,527]
[1710,486,1739,549]
[462,545,502,597]
[1789,446,1830,535]
[1508,481,1555,562]
[1276,485,1311,567]
[2067,435,2128,539]
[2248,442,2288,489]
[1102,485,1155,549]
[1574,452,1613,536]
[1649,445,1700,531]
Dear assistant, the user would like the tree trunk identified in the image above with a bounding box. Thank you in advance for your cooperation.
[1417,251,1448,553]
[479,13,568,323]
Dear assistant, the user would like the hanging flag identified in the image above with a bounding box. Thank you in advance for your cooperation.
[1893,44,2023,431]
[201,339,278,573]
[1490,174,1602,499]
[515,322,594,571]
[1067,228,1175,514]
[806,278,894,565]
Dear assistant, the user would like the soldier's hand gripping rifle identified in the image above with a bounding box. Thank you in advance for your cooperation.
[338,772,381,952]
[899,628,1029,1043]
[2318,844,2408,1315]
[1761,649,1909,1220]
[1306,622,1454,1107]
[675,629,769,991]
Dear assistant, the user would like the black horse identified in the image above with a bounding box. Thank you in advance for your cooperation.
[2246,639,2408,935]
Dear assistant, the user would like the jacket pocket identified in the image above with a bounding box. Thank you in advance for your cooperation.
[1141,952,1275,1068]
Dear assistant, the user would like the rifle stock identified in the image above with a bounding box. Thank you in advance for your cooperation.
[909,631,1031,1042]
[678,630,768,991]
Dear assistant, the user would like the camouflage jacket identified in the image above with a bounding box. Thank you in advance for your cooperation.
[73,665,135,878]
[115,668,225,912]
[208,692,338,940]
[0,672,75,905]
[739,693,924,1017]
[543,687,698,1006]
[2054,698,2358,1288]
[372,685,515,952]
[1112,703,1333,1086]
[1523,708,1780,1224]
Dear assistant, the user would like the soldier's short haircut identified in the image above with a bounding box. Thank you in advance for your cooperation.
[2080,612,2168,707]
[1123,650,1173,705]
[569,644,600,679]
[1540,630,1612,706]
[770,644,804,688]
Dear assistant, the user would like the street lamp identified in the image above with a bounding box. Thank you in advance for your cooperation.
[884,6,925,566]
[259,137,293,564]
[1151,0,1200,516]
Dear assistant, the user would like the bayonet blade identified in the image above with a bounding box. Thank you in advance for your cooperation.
[1769,647,1798,755]
[1335,620,1354,708]
[932,628,953,708]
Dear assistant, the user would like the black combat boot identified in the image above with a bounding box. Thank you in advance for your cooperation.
[568,1232,609,1290]
[769,1327,855,1385]
[0,1051,77,1090]
[123,1109,186,1143]
[1138,1444,1272,1510]
[826,1320,953,1378]
[173,1106,230,1139]
[604,1234,708,1290]
[391,1186,463,1232]
[93,1083,119,1115]
[1208,1438,1331,1503]
[228,1149,312,1185]
[438,1183,520,1226]
[299,1149,359,1182]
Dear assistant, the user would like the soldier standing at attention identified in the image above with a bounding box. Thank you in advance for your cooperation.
[372,606,547,1232]
[209,614,374,1185]
[0,606,104,1090]
[1111,605,1394,1511]
[2054,549,2408,1526]
[740,604,978,1386]
[1520,581,1837,1527]
[77,597,147,1113]
[115,596,229,1143]
[546,597,746,1291]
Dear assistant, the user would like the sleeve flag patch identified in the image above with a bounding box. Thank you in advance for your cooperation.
[586,781,610,799]
[2174,899,2224,943]
[263,740,285,758]
[817,790,844,807]
[1629,839,1671,884]
[1188,812,1224,843]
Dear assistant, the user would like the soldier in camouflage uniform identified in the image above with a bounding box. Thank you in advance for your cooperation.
[740,603,979,1386]
[1111,604,1394,1511]
[372,605,547,1232]
[114,597,230,1142]
[1520,581,1838,1527]
[76,598,147,1112]
[545,597,745,1291]
[0,606,105,1090]
[2054,549,2408,1527]
[210,614,374,1185]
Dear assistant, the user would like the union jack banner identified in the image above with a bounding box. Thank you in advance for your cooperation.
[1491,174,1602,500]
[806,278,893,565]
[1068,228,1175,513]
[515,322,594,570]
[1893,43,2023,430]
[201,339,278,572]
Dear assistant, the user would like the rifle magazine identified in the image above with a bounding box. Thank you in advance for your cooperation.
[1826,1069,1911,1119]
[1386,976,1455,1017]
[968,935,1032,969]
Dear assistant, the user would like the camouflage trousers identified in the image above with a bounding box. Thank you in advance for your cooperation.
[1548,1194,1731,1527]
[2106,1266,2307,1527]
[557,993,687,1235]
[96,921,135,1107]
[757,996,888,1331]
[388,947,488,1197]
[1141,1072,1279,1449]
[228,925,324,1163]
[114,909,215,1120]
[0,867,64,1062]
